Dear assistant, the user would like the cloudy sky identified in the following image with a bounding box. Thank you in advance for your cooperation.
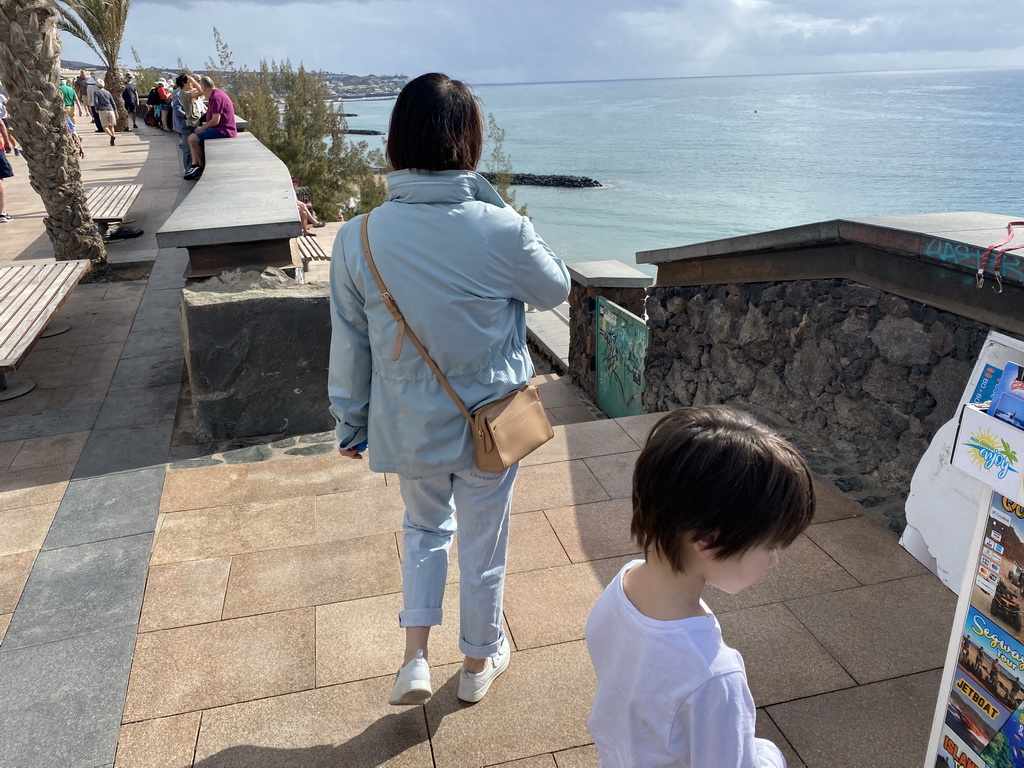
[58,0,1024,83]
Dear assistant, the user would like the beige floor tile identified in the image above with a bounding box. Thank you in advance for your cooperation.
[316,588,469,686]
[805,515,927,585]
[581,452,637,500]
[316,485,406,542]
[704,534,859,614]
[0,613,10,645]
[0,502,60,557]
[139,557,232,633]
[150,496,316,565]
[488,756,557,768]
[512,461,609,515]
[718,604,855,707]
[385,473,401,486]
[767,670,942,768]
[20,358,119,390]
[614,412,669,448]
[756,711,806,768]
[0,464,72,511]
[161,464,248,513]
[243,452,384,502]
[544,499,638,564]
[70,340,126,365]
[123,608,315,722]
[503,558,631,649]
[785,574,955,684]
[549,405,597,426]
[553,745,598,768]
[0,440,24,473]
[534,377,582,408]
[194,676,433,767]
[221,534,402,619]
[0,381,107,417]
[114,712,201,768]
[0,550,37,613]
[426,641,595,768]
[520,420,638,467]
[509,511,572,573]
[811,477,862,523]
[7,431,90,473]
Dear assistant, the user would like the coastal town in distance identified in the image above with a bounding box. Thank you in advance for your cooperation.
[59,59,408,101]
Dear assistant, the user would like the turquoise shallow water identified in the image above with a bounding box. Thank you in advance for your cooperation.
[345,68,1024,273]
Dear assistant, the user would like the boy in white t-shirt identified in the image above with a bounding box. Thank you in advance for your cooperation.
[585,405,816,768]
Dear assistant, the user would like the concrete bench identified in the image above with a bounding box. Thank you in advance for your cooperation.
[86,184,143,238]
[0,260,91,400]
[295,235,329,271]
[155,133,302,278]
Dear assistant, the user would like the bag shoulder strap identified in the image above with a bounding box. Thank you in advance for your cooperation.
[360,214,474,423]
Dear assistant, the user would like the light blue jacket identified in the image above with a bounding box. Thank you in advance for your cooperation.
[327,169,571,476]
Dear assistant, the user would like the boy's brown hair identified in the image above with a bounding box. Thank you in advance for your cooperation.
[631,405,815,572]
[387,73,483,172]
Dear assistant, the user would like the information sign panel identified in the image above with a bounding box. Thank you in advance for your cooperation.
[594,296,647,418]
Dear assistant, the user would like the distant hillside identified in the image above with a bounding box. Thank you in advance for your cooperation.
[61,58,104,71]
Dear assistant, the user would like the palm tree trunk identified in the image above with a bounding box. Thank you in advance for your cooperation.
[0,0,106,263]
[103,61,129,131]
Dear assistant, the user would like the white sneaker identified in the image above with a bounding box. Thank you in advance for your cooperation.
[458,638,511,703]
[388,650,432,706]
[0,212,11,222]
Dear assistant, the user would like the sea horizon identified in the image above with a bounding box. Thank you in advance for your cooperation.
[346,67,1024,272]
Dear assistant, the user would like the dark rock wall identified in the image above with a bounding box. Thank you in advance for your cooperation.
[181,269,334,442]
[644,278,990,496]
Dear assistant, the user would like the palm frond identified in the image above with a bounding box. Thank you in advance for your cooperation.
[54,0,132,66]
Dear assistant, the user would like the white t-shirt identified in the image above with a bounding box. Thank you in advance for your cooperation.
[585,560,786,768]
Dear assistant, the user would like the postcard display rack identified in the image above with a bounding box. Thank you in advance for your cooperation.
[929,370,1024,767]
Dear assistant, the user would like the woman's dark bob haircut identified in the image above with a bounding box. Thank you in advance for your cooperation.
[387,73,483,172]
[631,405,816,573]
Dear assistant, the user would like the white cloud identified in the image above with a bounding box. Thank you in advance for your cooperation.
[54,0,1024,83]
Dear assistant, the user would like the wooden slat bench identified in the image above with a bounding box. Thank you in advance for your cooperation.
[86,184,143,236]
[0,261,91,400]
[294,235,330,271]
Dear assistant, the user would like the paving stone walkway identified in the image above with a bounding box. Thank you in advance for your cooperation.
[0,119,960,768]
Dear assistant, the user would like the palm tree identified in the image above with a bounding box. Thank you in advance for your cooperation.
[0,0,106,262]
[55,0,132,132]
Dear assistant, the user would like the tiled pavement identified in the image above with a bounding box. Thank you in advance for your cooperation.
[1,121,959,768]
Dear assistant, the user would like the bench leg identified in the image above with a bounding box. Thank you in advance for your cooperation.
[41,320,72,338]
[0,373,36,401]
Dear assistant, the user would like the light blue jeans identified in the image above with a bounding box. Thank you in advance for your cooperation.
[398,463,519,658]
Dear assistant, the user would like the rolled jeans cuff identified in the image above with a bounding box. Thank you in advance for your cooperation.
[399,607,442,628]
[460,629,505,659]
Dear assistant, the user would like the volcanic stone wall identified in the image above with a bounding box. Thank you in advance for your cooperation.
[644,278,991,495]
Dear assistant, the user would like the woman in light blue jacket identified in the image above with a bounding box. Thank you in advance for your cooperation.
[328,73,570,707]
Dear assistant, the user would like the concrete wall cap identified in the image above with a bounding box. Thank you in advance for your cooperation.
[567,260,653,287]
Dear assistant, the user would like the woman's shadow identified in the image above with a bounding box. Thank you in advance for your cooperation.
[192,672,463,768]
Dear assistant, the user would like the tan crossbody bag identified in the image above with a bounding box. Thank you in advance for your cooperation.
[360,214,553,472]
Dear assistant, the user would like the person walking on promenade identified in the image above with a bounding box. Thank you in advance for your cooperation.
[74,70,89,111]
[184,76,236,180]
[585,406,815,768]
[0,118,14,221]
[328,72,570,707]
[59,79,82,122]
[91,80,118,146]
[0,90,20,156]
[122,73,138,129]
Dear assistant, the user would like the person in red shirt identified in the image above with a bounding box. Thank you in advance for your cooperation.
[155,79,171,130]
[184,76,236,180]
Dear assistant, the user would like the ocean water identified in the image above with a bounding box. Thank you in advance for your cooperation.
[345,68,1024,273]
